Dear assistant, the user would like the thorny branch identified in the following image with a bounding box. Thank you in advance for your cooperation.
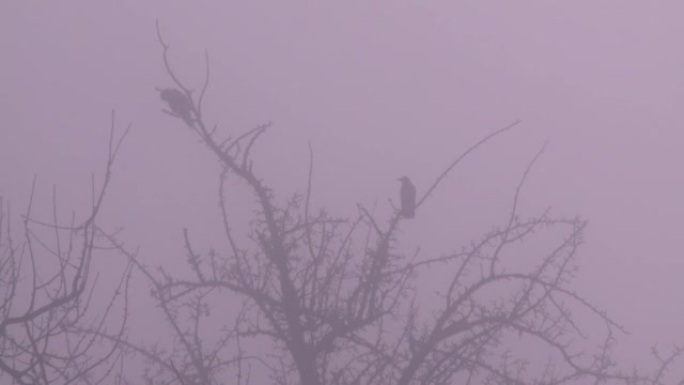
[0,111,132,385]
[119,24,684,385]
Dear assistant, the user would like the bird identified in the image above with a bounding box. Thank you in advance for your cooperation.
[157,87,194,126]
[398,177,416,219]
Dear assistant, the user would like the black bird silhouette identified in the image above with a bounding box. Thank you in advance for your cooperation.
[398,177,416,219]
[157,88,194,126]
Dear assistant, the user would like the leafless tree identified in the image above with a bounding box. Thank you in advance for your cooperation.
[0,113,132,385]
[113,25,683,385]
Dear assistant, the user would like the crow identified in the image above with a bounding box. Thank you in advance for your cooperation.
[157,87,194,126]
[398,177,416,219]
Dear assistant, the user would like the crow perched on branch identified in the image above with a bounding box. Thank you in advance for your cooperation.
[398,177,416,219]
[157,87,194,126]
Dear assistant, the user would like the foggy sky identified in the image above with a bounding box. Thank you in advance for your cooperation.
[2,1,683,367]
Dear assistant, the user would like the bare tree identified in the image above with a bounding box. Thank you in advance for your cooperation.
[114,26,683,385]
[0,113,132,385]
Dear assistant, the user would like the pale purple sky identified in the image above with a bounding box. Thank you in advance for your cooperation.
[1,0,683,367]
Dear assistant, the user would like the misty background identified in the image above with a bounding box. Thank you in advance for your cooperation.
[1,0,682,368]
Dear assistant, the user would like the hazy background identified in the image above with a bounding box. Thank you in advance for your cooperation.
[1,0,683,367]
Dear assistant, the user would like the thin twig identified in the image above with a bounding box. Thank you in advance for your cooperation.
[417,119,520,208]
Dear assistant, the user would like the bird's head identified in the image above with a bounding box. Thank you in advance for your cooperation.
[398,176,411,184]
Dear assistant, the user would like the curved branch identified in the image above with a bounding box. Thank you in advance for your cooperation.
[417,119,521,209]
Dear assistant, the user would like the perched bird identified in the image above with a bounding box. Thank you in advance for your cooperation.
[157,87,194,126]
[398,177,416,219]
